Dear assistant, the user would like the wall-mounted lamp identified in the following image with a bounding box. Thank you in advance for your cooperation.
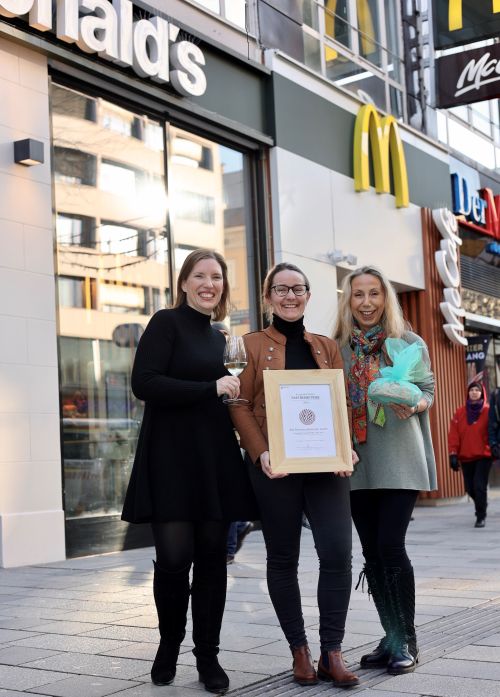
[14,139,44,166]
[327,250,358,266]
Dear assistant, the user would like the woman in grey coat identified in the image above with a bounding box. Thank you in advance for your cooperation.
[333,266,436,676]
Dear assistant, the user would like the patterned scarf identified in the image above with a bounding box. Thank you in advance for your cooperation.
[348,325,386,445]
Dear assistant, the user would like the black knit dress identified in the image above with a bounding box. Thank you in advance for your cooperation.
[122,303,257,523]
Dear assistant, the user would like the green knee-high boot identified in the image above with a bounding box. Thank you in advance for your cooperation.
[151,561,191,686]
[384,566,419,675]
[357,562,394,668]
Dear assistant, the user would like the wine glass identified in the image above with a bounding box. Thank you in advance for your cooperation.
[223,335,249,405]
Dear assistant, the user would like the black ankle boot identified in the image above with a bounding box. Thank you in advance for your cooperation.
[384,566,419,675]
[357,562,394,668]
[196,655,229,694]
[151,641,179,685]
[151,561,190,686]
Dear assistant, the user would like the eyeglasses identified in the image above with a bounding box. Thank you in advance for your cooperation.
[271,284,309,297]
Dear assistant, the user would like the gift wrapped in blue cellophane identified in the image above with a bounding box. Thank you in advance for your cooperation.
[367,338,429,407]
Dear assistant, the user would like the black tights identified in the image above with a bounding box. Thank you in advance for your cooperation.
[350,489,418,570]
[151,521,228,572]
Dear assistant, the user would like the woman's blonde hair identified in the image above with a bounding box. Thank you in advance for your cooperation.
[333,266,407,346]
[262,262,310,321]
[174,248,230,322]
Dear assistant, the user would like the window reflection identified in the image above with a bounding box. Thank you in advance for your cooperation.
[168,128,252,335]
[52,86,255,531]
[52,84,169,520]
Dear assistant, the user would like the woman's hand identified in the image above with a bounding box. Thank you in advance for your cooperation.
[352,449,359,466]
[259,450,288,479]
[216,375,240,399]
[389,398,426,420]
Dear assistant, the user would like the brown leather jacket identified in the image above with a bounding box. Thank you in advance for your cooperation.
[229,325,351,464]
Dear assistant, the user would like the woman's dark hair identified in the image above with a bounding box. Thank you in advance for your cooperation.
[174,248,230,321]
[262,262,310,319]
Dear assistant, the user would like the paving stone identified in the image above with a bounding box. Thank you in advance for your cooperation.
[177,648,290,676]
[379,673,500,696]
[80,626,158,643]
[24,652,149,679]
[421,657,500,680]
[477,633,500,647]
[0,647,62,665]
[25,674,139,697]
[0,665,68,690]
[24,622,108,635]
[0,619,49,631]
[0,630,41,644]
[448,645,500,663]
[12,635,134,655]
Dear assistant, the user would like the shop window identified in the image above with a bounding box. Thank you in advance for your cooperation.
[51,84,257,553]
[54,147,96,186]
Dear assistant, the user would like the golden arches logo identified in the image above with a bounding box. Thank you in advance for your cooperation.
[353,104,409,209]
[448,0,500,31]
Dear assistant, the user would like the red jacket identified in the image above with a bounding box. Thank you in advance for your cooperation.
[448,395,491,462]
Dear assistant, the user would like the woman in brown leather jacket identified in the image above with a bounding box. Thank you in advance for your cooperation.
[230,262,359,689]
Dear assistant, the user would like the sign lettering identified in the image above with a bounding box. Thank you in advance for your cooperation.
[450,173,500,240]
[0,0,207,96]
[436,43,500,108]
[432,208,467,347]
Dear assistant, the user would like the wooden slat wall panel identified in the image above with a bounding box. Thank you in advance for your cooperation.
[399,209,467,499]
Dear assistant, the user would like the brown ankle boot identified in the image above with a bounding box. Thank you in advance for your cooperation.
[318,650,359,687]
[291,644,318,685]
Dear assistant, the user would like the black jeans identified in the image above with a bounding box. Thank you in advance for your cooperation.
[461,458,492,520]
[248,463,352,652]
[350,489,418,570]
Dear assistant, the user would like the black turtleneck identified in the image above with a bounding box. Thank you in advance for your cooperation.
[272,314,317,370]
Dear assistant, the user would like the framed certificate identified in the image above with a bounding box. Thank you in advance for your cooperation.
[263,369,352,474]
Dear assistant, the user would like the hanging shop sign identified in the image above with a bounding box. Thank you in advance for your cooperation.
[436,42,500,108]
[353,104,409,208]
[432,207,467,347]
[432,0,500,50]
[451,173,500,240]
[465,335,492,384]
[0,0,207,96]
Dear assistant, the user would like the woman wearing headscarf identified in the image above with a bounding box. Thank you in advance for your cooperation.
[448,381,492,528]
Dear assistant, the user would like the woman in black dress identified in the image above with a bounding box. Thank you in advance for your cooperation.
[122,249,256,694]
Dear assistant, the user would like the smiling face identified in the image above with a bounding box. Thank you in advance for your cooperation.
[181,258,224,315]
[468,385,482,402]
[267,269,310,322]
[350,273,386,332]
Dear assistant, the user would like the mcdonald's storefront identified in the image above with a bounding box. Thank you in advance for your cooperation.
[0,6,486,566]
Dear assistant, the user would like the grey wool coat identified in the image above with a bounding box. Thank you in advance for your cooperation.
[341,331,437,492]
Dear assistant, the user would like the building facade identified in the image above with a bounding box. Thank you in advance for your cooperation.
[0,0,498,566]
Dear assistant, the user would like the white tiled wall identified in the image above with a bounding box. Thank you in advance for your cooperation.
[0,39,65,567]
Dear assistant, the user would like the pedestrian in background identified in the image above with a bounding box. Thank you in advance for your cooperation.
[230,262,359,689]
[122,249,256,695]
[488,386,500,463]
[448,382,492,528]
[333,265,436,676]
[226,521,254,564]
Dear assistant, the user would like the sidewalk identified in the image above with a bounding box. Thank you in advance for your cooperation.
[0,497,499,697]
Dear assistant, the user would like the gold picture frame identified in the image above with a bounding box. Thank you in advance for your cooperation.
[263,369,352,474]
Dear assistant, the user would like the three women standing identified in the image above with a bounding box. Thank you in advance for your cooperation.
[334,266,437,675]
[122,249,256,694]
[230,262,359,688]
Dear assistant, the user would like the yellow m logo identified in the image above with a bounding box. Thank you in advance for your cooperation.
[353,104,409,209]
[448,0,500,31]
